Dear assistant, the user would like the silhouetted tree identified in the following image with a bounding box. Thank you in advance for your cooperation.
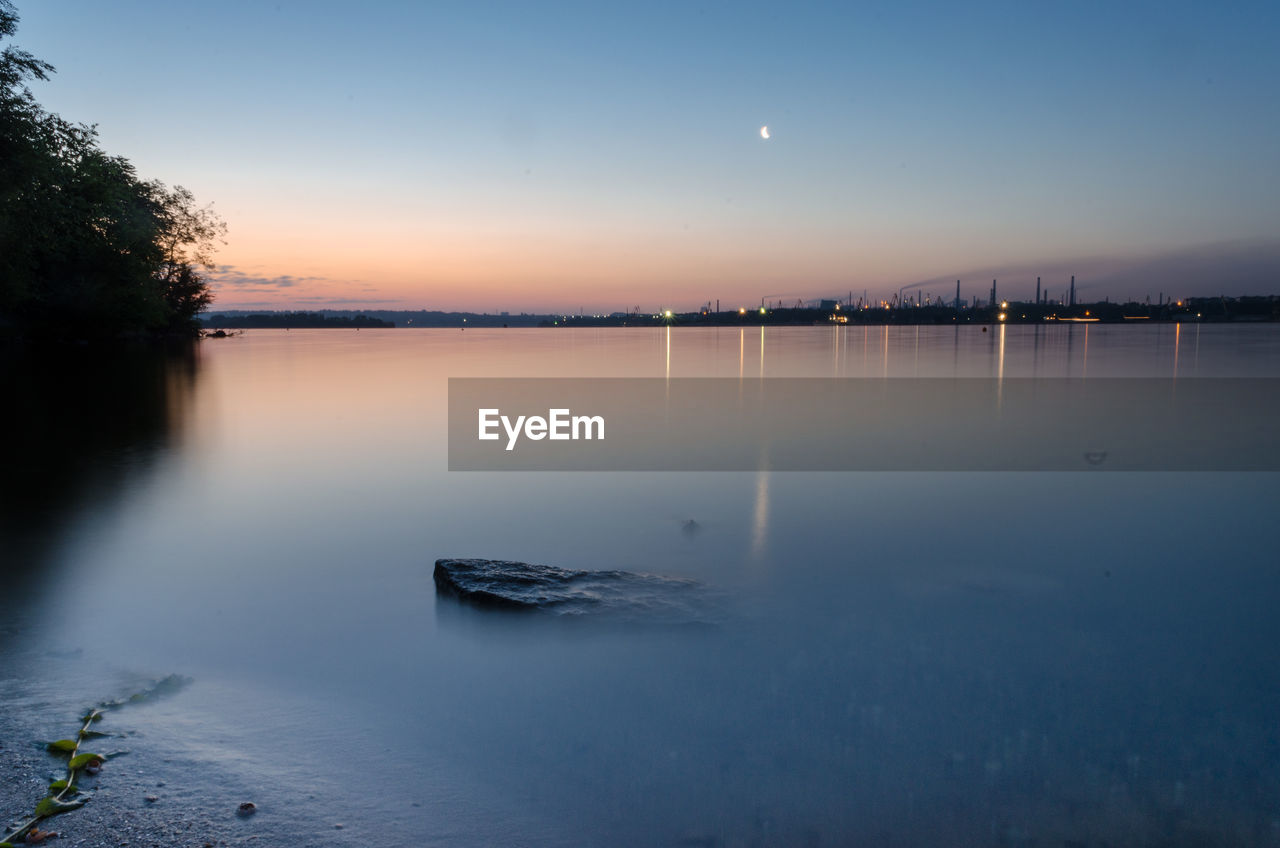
[152,183,225,331]
[0,0,224,339]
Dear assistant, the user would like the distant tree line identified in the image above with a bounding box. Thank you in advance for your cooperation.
[202,312,393,329]
[203,309,552,327]
[0,1,223,340]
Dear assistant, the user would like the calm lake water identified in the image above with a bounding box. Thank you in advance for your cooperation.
[4,324,1280,847]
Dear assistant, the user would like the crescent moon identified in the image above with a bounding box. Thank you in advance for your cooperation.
[760,126,770,139]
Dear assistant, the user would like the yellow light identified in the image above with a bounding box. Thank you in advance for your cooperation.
[739,307,746,315]
[759,307,767,314]
[1001,301,1008,309]
[834,304,841,310]
[998,313,1007,321]
[1085,310,1090,316]
[663,310,673,318]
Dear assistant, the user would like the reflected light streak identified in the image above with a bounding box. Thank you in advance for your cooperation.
[997,322,1006,407]
[997,322,1006,382]
[1173,322,1181,379]
[882,326,889,378]
[665,326,671,380]
[751,470,770,557]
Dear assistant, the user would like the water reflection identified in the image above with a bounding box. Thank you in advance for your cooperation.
[2,327,1277,847]
[664,325,670,380]
[750,469,769,557]
[0,344,199,635]
[1032,321,1042,375]
[1083,323,1090,377]
[997,322,1006,382]
[1174,322,1181,378]
[882,325,889,377]
[759,326,765,377]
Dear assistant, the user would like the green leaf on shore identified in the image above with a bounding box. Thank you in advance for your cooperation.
[3,679,190,847]
[34,795,85,816]
[68,752,103,770]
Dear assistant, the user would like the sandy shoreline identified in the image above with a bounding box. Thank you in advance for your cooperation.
[0,703,356,848]
[0,740,225,848]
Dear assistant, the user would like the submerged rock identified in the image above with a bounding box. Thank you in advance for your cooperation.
[433,558,712,622]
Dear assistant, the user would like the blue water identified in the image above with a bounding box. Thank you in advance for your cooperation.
[3,324,1279,846]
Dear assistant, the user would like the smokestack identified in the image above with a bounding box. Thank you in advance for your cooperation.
[1036,276,1041,305]
[956,280,961,310]
[1070,275,1076,307]
[990,279,997,308]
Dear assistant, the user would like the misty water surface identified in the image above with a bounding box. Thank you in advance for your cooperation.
[3,324,1279,847]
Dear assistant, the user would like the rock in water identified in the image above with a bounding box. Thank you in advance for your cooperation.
[433,558,710,622]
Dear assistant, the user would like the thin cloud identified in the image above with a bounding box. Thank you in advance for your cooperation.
[209,266,325,289]
[291,296,401,305]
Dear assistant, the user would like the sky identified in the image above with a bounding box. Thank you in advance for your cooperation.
[11,0,1280,311]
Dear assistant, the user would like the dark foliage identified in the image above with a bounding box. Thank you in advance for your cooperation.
[0,1,223,339]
